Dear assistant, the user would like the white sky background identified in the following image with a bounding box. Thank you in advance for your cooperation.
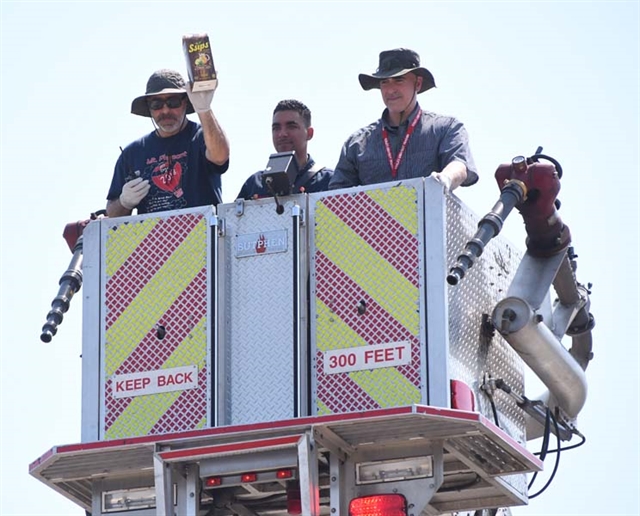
[1,1,638,515]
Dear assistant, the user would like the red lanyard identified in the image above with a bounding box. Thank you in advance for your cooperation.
[382,109,422,178]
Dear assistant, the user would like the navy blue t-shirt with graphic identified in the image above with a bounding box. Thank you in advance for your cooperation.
[108,120,228,213]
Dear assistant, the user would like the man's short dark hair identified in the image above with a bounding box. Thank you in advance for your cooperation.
[274,99,311,128]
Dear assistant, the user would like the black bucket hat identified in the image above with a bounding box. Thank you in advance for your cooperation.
[131,69,195,117]
[358,48,436,94]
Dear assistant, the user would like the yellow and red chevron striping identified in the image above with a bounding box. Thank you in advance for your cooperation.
[315,357,380,413]
[313,185,424,414]
[105,214,202,324]
[315,253,420,361]
[321,191,419,286]
[103,212,209,439]
[104,269,207,428]
[149,367,208,434]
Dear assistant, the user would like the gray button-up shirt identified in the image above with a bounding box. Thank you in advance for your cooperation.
[329,103,478,189]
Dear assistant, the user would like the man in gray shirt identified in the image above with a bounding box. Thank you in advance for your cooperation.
[329,48,478,192]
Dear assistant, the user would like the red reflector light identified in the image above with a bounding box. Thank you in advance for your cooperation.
[349,494,407,516]
[276,468,294,479]
[450,379,476,411]
[241,473,257,483]
[205,476,222,487]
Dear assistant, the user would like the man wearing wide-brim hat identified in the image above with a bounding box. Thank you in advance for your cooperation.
[106,69,230,217]
[329,48,478,192]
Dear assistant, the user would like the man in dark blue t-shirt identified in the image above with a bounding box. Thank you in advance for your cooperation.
[107,69,230,216]
[237,99,333,200]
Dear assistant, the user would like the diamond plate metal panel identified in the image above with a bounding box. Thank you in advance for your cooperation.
[445,194,527,496]
[217,197,308,425]
[310,180,426,415]
[445,196,524,436]
[100,207,213,439]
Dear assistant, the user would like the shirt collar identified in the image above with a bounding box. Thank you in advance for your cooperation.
[381,103,421,130]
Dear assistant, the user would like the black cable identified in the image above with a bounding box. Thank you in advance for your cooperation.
[264,176,285,214]
[529,411,562,499]
[492,377,587,498]
[489,397,500,428]
[539,408,552,461]
[535,430,586,455]
[528,407,551,490]
[489,378,582,498]
[480,377,501,428]
[527,151,563,178]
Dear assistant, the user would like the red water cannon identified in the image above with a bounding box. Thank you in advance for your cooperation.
[40,210,106,343]
[495,150,571,257]
[61,209,107,252]
[448,148,570,286]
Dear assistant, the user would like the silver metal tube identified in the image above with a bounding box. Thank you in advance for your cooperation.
[492,297,587,419]
[553,253,581,305]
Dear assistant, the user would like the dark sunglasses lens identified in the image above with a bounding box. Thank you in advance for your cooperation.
[148,96,184,110]
[166,96,184,108]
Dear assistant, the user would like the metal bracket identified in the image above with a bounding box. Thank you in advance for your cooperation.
[216,217,226,237]
[291,204,305,226]
[235,198,245,217]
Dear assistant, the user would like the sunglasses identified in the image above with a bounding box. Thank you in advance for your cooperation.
[148,95,186,111]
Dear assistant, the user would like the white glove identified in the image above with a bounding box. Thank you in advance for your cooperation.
[120,177,150,210]
[430,171,452,193]
[185,81,217,113]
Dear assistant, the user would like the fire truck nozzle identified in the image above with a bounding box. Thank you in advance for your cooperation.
[448,149,571,286]
[495,152,571,257]
[40,236,84,343]
[447,180,526,285]
[41,211,105,342]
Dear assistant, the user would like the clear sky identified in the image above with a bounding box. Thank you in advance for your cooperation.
[1,1,638,515]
